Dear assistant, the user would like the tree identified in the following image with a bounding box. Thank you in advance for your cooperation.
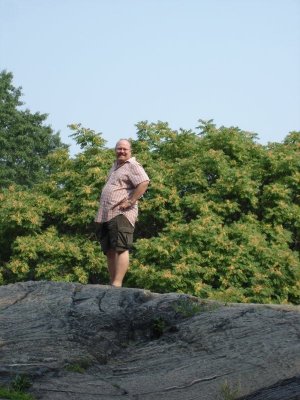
[0,124,111,284]
[1,118,299,304]
[127,121,300,304]
[0,70,67,187]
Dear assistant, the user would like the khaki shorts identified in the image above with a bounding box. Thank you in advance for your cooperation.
[96,214,134,254]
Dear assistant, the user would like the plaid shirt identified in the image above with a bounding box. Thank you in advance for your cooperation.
[95,157,149,226]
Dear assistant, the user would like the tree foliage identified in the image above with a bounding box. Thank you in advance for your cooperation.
[0,71,67,187]
[0,116,299,304]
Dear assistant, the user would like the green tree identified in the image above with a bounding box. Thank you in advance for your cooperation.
[1,118,299,304]
[127,121,300,304]
[0,124,111,284]
[0,70,66,187]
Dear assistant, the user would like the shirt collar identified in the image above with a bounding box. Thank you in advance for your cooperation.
[114,157,136,169]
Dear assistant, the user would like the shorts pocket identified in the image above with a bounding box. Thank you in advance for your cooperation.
[117,228,134,250]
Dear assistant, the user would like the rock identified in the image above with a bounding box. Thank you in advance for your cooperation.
[0,281,299,399]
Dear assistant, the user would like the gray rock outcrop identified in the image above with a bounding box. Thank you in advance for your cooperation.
[0,281,299,399]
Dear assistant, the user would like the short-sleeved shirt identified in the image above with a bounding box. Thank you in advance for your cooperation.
[95,157,149,226]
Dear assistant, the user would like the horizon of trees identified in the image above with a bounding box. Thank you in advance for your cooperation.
[0,70,299,305]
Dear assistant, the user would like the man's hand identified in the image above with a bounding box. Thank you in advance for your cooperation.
[119,199,134,210]
[118,181,149,211]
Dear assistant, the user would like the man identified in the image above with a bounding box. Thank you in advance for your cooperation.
[95,139,149,287]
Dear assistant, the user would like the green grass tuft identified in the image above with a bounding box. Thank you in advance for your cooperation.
[220,380,240,400]
[0,386,35,400]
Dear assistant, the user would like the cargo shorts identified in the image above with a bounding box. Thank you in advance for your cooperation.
[96,214,134,254]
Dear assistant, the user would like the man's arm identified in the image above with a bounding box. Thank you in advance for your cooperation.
[119,181,149,210]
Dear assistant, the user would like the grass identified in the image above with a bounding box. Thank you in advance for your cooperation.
[65,364,86,373]
[64,357,93,373]
[220,380,240,400]
[0,386,35,400]
[10,375,31,392]
[173,297,220,318]
[0,374,35,400]
[151,317,166,339]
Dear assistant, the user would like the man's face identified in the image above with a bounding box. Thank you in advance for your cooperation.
[115,140,131,163]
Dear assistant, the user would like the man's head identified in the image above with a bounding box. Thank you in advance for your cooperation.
[115,139,132,164]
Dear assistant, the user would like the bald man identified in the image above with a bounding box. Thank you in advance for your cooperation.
[95,139,150,287]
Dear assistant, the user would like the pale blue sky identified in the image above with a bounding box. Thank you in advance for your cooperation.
[1,0,300,155]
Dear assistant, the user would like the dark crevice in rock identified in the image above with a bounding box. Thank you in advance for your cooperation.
[135,371,233,396]
[238,376,300,400]
[211,308,257,333]
[0,285,33,311]
[97,290,109,313]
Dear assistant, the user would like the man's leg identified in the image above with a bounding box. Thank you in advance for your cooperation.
[106,249,129,287]
[107,249,117,284]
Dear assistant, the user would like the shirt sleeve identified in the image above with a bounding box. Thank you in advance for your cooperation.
[129,161,150,187]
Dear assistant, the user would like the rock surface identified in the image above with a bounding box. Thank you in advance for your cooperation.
[0,281,299,400]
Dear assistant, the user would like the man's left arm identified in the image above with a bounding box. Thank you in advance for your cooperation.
[119,181,149,210]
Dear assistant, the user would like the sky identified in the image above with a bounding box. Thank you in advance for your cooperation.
[1,0,300,155]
